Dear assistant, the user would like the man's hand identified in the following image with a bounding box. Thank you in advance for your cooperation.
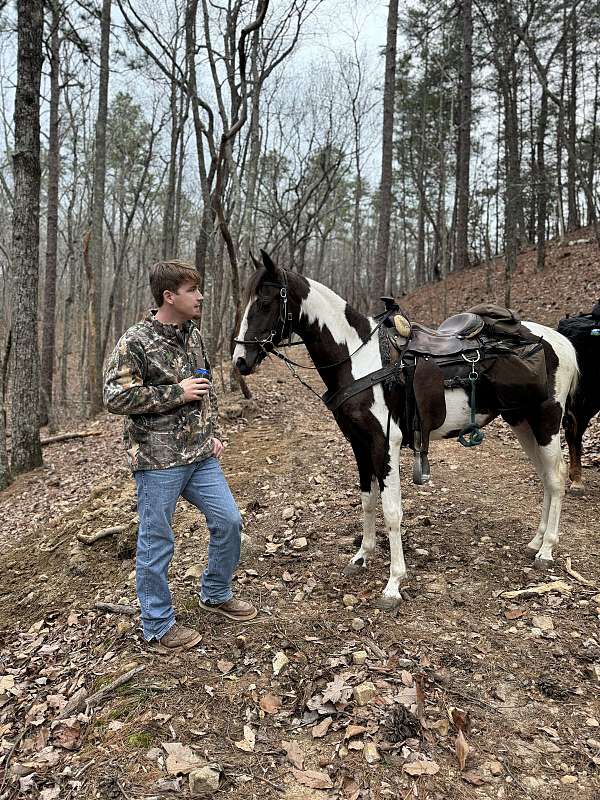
[212,438,224,458]
[179,377,210,403]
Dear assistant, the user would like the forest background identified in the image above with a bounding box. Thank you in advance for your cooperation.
[1,0,599,489]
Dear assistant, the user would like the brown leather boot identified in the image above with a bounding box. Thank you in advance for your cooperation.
[198,597,258,621]
[156,623,202,651]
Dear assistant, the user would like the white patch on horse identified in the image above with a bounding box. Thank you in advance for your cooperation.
[300,280,381,373]
[430,389,490,439]
[232,296,256,364]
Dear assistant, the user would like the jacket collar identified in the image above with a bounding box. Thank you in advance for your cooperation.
[145,309,195,341]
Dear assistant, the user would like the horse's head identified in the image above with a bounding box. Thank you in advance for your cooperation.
[233,250,292,375]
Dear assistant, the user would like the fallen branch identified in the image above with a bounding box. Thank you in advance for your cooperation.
[95,602,137,616]
[77,525,127,545]
[85,665,145,711]
[41,430,102,446]
[361,638,388,661]
[564,557,597,588]
[501,580,572,600]
[39,536,68,553]
[59,687,89,718]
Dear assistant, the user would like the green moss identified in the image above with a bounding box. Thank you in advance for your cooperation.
[125,731,153,749]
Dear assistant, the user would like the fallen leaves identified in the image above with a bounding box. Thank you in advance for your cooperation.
[51,718,81,751]
[163,742,204,775]
[455,729,470,770]
[403,759,440,776]
[272,651,289,676]
[234,725,256,752]
[282,740,304,769]
[322,674,352,705]
[259,693,282,714]
[290,768,333,789]
[311,716,332,738]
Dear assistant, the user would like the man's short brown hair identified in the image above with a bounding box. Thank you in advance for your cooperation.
[150,260,200,306]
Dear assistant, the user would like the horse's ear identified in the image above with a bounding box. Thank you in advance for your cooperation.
[249,250,262,270]
[260,249,277,276]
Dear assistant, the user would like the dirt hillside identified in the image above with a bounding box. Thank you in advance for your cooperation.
[0,233,599,800]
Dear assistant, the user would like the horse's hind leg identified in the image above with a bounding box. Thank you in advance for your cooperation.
[510,420,566,567]
[563,406,582,490]
[531,434,567,567]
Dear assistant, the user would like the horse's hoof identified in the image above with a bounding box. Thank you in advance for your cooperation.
[533,557,554,571]
[524,545,538,560]
[373,595,403,611]
[569,482,585,495]
[343,561,365,576]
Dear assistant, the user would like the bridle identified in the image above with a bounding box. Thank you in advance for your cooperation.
[233,269,294,351]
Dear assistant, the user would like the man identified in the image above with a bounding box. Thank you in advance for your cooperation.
[104,260,257,652]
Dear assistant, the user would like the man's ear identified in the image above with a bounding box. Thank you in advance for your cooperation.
[249,250,262,270]
[260,249,278,277]
[162,289,174,306]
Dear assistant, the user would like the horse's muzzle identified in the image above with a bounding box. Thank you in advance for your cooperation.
[235,356,251,375]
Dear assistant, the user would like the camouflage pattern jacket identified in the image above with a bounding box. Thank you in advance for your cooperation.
[103,312,223,472]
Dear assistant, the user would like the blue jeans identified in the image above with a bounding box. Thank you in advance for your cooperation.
[134,457,242,641]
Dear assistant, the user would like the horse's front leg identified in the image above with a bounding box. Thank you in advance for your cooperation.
[344,476,379,574]
[377,437,407,609]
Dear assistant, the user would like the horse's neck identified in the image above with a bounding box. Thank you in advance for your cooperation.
[293,277,376,382]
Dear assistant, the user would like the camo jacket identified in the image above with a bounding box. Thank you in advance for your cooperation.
[103,311,223,472]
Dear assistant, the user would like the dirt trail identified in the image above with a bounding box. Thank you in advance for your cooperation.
[1,354,599,800]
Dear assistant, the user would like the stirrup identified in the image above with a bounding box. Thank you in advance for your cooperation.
[458,423,485,448]
[412,451,431,485]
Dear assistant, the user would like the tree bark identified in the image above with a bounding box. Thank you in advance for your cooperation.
[536,87,549,271]
[372,0,399,304]
[455,0,472,272]
[40,3,61,425]
[87,0,112,415]
[0,332,11,489]
[10,0,44,475]
[586,61,599,226]
[161,58,179,259]
[566,11,579,232]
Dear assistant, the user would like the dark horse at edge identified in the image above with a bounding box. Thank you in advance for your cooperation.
[233,252,579,609]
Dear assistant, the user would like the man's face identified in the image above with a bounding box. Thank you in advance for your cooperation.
[164,280,203,320]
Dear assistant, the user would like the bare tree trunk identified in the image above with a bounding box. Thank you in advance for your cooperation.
[10,0,44,475]
[536,87,549,271]
[0,332,11,489]
[587,61,599,226]
[372,0,399,303]
[455,0,472,272]
[40,3,60,425]
[88,0,112,415]
[161,59,179,259]
[556,26,567,236]
[566,12,579,232]
[502,80,519,308]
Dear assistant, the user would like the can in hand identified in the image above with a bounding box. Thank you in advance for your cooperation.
[194,368,210,378]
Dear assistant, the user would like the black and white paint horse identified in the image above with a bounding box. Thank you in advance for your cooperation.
[233,251,579,609]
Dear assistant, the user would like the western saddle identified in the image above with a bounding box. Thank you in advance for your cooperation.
[377,298,543,486]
